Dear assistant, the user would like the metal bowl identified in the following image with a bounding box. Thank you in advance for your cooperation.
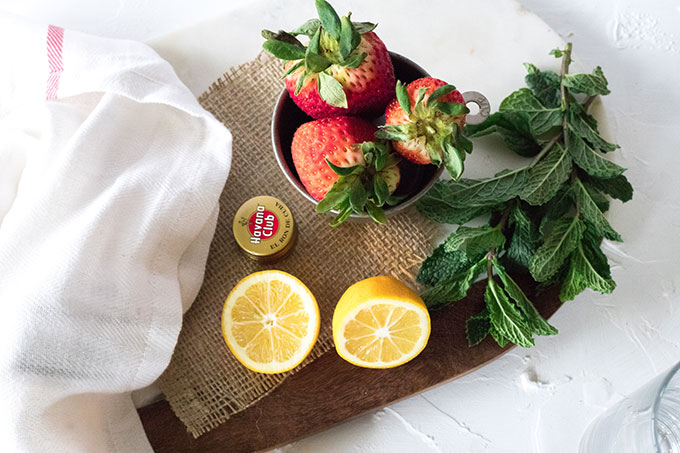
[271,52,489,220]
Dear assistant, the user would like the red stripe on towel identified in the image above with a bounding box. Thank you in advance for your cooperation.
[46,25,64,100]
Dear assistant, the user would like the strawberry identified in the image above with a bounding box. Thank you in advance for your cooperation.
[291,116,402,226]
[262,0,395,119]
[377,77,472,179]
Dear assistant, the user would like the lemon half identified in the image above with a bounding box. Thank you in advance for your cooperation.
[332,276,431,369]
[222,270,320,374]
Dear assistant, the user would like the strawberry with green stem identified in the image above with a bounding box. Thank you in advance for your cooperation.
[291,116,402,226]
[262,0,395,119]
[377,77,472,179]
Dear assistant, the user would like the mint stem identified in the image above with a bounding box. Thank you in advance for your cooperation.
[528,43,578,171]
[528,133,561,169]
[560,43,573,150]
[582,95,597,111]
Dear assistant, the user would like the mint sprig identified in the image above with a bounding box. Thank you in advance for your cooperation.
[316,141,402,227]
[416,43,632,348]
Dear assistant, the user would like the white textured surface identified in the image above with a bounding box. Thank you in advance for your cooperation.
[6,0,679,451]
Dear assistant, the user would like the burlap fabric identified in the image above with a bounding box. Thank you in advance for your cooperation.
[158,51,436,438]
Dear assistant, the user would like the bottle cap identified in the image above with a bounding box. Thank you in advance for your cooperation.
[232,195,297,263]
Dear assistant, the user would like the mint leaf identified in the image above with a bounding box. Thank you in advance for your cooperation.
[432,170,527,208]
[530,215,585,282]
[417,244,471,287]
[559,240,616,301]
[493,261,558,336]
[485,279,535,348]
[585,182,610,212]
[524,66,561,108]
[587,174,633,202]
[465,112,541,157]
[507,203,540,268]
[262,39,306,60]
[567,130,625,179]
[568,111,618,153]
[549,48,564,58]
[416,181,493,224]
[318,72,348,108]
[444,225,506,258]
[489,326,510,348]
[582,224,613,279]
[466,310,491,347]
[563,66,610,96]
[520,144,572,205]
[422,258,487,309]
[499,88,562,135]
[572,178,622,241]
[315,0,342,40]
[539,186,573,234]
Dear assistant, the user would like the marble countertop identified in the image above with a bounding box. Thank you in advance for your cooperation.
[7,0,679,451]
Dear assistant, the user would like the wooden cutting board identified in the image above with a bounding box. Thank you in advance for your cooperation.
[138,275,561,452]
[140,1,572,450]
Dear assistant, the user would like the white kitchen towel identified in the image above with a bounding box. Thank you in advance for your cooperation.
[0,13,232,452]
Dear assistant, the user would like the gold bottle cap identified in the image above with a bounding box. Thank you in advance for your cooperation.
[232,195,297,263]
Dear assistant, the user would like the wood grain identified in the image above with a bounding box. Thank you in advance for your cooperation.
[138,275,561,452]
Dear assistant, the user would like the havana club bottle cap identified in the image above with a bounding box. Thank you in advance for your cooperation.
[232,195,297,263]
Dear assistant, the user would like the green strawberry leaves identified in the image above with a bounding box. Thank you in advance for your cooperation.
[263,0,377,108]
[379,81,471,179]
[395,81,411,118]
[290,19,322,37]
[318,72,348,108]
[262,39,306,61]
[339,14,361,59]
[417,43,631,349]
[315,0,341,40]
[316,141,401,226]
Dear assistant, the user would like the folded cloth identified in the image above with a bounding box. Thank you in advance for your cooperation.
[0,14,232,452]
